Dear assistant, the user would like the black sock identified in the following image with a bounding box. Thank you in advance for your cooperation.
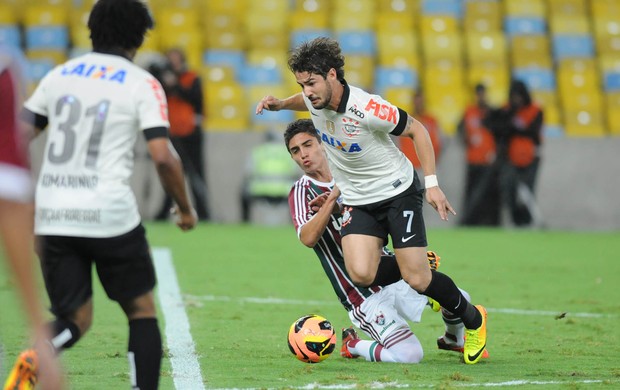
[128,318,162,390]
[49,318,81,351]
[369,255,402,286]
[423,271,482,329]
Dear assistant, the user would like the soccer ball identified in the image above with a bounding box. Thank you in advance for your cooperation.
[287,314,336,363]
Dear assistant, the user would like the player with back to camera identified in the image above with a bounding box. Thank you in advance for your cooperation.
[4,0,197,389]
[257,37,488,364]
[285,118,488,362]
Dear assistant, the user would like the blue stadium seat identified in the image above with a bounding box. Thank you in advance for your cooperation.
[27,58,55,82]
[604,72,620,91]
[251,108,294,125]
[504,17,546,35]
[512,67,556,91]
[25,26,69,50]
[0,25,20,48]
[374,67,418,96]
[239,65,281,85]
[552,35,594,60]
[336,31,376,56]
[421,0,463,18]
[202,49,245,75]
[290,29,332,49]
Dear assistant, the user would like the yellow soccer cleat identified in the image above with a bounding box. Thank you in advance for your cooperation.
[3,349,38,390]
[464,305,488,364]
[427,298,441,312]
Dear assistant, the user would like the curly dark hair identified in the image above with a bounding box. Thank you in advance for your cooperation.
[88,0,154,51]
[284,119,321,152]
[288,37,345,81]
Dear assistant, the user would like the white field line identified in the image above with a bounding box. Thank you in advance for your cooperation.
[153,247,205,390]
[208,378,612,389]
[183,294,618,319]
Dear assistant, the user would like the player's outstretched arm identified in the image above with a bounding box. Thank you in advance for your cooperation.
[255,93,307,114]
[147,137,197,230]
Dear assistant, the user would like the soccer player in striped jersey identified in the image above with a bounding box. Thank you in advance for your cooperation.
[258,37,488,365]
[285,119,483,363]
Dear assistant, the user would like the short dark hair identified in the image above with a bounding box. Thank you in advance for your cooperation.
[509,79,532,106]
[88,0,154,51]
[288,37,345,81]
[284,119,321,152]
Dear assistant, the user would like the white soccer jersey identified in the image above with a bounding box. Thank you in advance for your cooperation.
[303,82,415,205]
[25,52,169,237]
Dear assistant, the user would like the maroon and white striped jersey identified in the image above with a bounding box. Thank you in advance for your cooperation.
[288,174,383,311]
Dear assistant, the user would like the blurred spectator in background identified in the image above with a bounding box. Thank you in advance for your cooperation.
[399,89,443,170]
[241,131,299,223]
[153,48,210,221]
[1,44,64,390]
[457,84,500,226]
[485,80,544,227]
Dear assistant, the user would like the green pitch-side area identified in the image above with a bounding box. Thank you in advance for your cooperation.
[1,223,619,389]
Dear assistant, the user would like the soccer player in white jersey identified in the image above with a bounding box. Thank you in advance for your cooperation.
[5,1,197,389]
[0,45,64,390]
[285,119,487,363]
[256,37,488,365]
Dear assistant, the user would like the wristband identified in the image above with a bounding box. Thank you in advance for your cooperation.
[424,174,438,189]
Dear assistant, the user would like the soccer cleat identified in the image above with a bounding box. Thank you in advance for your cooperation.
[427,251,441,271]
[427,298,441,312]
[438,333,489,358]
[3,349,38,390]
[340,327,360,359]
[463,305,488,364]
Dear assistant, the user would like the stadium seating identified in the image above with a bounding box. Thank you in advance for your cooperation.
[605,92,620,134]
[331,0,376,31]
[504,17,547,36]
[0,3,17,24]
[8,0,619,135]
[374,67,418,96]
[0,25,21,48]
[464,0,502,33]
[510,35,553,69]
[421,0,462,18]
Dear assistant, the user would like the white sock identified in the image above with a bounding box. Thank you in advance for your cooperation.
[347,328,423,363]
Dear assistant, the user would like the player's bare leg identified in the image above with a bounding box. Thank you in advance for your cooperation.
[341,234,383,287]
[393,247,433,290]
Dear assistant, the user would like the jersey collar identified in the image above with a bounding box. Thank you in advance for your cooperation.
[336,79,350,113]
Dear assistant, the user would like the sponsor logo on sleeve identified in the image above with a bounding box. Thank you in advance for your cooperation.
[364,99,398,124]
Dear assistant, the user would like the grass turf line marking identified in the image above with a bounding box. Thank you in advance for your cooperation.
[153,247,205,390]
[208,378,611,389]
[185,294,617,319]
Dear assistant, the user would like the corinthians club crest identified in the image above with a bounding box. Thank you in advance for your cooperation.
[341,117,360,138]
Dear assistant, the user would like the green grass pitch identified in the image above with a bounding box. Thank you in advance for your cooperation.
[1,223,619,389]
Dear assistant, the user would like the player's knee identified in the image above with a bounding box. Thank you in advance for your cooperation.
[121,291,157,320]
[349,271,375,288]
[402,271,432,292]
[69,300,94,335]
